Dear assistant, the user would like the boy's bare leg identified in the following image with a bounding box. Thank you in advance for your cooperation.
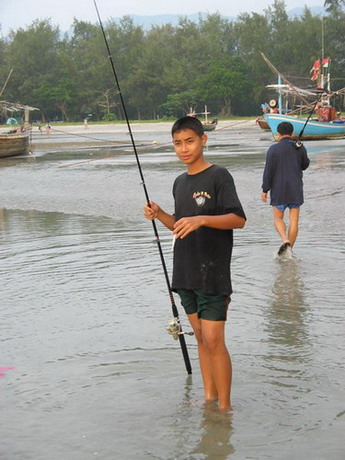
[200,319,232,410]
[288,208,300,248]
[273,207,289,244]
[188,314,218,402]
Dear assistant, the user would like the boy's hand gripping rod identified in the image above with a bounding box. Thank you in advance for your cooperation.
[93,0,192,374]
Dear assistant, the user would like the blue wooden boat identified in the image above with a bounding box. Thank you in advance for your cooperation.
[263,113,345,140]
[259,52,345,140]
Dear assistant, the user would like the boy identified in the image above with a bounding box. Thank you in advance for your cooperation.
[144,116,246,410]
[261,121,310,255]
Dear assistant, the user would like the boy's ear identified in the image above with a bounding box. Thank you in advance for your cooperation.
[202,134,208,145]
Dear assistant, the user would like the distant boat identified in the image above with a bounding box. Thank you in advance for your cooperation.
[0,70,38,158]
[202,119,218,131]
[0,102,38,158]
[259,52,345,140]
[187,105,218,131]
[0,131,30,158]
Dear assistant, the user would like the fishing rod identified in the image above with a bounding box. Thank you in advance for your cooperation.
[92,0,192,374]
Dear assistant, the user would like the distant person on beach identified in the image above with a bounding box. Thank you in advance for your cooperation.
[144,116,246,410]
[261,121,310,255]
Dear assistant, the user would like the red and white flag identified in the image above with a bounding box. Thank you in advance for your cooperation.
[310,58,330,81]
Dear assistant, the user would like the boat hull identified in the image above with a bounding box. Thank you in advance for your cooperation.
[203,121,217,132]
[256,117,270,130]
[0,133,30,158]
[264,114,345,140]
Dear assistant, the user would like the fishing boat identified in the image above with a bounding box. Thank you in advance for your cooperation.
[256,101,276,130]
[0,102,38,158]
[200,106,218,131]
[0,130,30,158]
[256,117,270,131]
[260,52,345,140]
[187,105,218,131]
[0,71,39,158]
[263,112,345,140]
[203,119,218,131]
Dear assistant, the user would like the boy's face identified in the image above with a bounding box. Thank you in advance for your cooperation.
[172,129,207,166]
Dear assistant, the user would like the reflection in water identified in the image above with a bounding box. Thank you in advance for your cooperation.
[264,256,312,393]
[268,257,309,350]
[190,405,234,459]
[175,377,235,459]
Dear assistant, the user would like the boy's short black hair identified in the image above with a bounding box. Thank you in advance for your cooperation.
[277,121,294,136]
[171,116,204,137]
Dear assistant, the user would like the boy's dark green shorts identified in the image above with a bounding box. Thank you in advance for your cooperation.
[175,289,230,321]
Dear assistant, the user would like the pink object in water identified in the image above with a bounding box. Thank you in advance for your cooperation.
[0,367,16,378]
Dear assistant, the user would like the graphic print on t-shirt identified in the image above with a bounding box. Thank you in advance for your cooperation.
[193,191,211,207]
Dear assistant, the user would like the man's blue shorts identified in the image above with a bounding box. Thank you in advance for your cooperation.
[175,289,230,321]
[274,204,300,211]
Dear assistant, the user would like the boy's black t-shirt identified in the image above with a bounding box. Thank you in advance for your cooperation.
[171,164,246,296]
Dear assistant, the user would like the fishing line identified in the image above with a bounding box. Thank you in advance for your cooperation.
[48,126,127,144]
[92,0,192,374]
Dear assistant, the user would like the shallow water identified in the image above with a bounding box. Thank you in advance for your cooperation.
[1,125,344,459]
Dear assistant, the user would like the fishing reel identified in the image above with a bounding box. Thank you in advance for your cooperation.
[166,318,194,341]
[294,139,304,149]
[290,139,304,149]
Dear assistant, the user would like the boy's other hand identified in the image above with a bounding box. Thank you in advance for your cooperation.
[173,216,203,239]
[143,200,160,220]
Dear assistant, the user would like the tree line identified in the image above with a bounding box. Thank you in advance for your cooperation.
[0,0,344,123]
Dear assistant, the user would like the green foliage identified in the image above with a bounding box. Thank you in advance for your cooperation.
[194,57,254,116]
[160,91,199,118]
[102,113,117,121]
[0,6,344,121]
[324,0,345,11]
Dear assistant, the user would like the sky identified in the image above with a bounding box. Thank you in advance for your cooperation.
[0,0,324,35]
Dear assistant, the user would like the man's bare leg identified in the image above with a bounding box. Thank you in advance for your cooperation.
[273,207,289,244]
[288,207,300,248]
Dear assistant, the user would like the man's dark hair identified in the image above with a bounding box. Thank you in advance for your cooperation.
[171,116,204,137]
[277,122,294,136]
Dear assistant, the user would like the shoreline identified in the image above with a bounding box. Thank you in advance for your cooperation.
[1,119,254,133]
[2,119,256,151]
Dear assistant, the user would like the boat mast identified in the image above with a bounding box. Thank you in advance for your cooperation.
[24,106,30,129]
[0,69,13,98]
[278,75,283,114]
[203,105,210,123]
[319,17,331,108]
[321,17,325,90]
[323,18,331,93]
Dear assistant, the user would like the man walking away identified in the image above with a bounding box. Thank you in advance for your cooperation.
[261,122,310,255]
